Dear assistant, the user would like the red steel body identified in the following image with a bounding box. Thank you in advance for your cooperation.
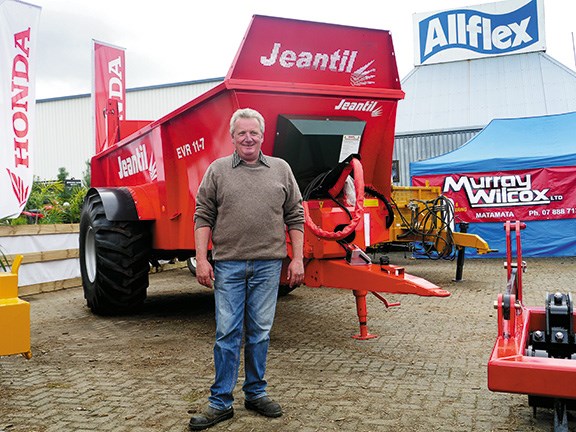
[488,221,576,399]
[90,15,450,336]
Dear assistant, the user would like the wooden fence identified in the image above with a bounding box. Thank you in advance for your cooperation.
[0,224,81,296]
[0,224,186,297]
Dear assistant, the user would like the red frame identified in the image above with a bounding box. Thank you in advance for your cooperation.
[488,221,576,399]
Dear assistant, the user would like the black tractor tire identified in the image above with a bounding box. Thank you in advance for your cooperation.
[79,193,151,315]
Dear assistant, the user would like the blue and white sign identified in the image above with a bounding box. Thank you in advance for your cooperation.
[414,0,545,66]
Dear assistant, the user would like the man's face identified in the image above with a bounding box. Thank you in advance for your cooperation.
[232,117,263,163]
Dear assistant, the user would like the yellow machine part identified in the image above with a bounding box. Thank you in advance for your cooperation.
[446,231,492,254]
[389,185,492,255]
[0,255,32,359]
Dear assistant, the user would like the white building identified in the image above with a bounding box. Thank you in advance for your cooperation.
[35,77,223,181]
[393,0,576,185]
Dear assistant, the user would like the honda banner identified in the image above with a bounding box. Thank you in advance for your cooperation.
[413,166,576,223]
[93,40,125,153]
[0,0,41,219]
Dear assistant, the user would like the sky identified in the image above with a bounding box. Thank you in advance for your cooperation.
[29,0,576,100]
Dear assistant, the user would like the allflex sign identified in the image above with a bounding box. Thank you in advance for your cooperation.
[413,0,545,66]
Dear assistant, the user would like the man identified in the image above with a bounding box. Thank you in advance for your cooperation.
[189,108,305,430]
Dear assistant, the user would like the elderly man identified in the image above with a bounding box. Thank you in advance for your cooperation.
[189,108,305,430]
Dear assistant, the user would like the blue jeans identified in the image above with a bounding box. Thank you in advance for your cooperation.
[208,259,282,410]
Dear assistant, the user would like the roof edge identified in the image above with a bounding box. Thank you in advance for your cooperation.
[37,76,225,104]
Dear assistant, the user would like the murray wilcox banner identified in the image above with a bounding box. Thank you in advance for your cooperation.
[413,166,576,223]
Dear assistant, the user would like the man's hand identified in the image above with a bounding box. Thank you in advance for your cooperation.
[196,258,215,289]
[194,226,214,288]
[287,228,305,287]
[286,257,304,287]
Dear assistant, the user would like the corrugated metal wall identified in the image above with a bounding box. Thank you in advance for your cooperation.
[35,78,223,180]
[393,129,481,186]
[126,79,222,120]
[36,95,93,181]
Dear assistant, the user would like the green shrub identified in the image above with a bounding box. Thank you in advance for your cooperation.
[0,247,9,272]
[0,168,88,225]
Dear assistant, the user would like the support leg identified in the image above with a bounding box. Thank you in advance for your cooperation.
[352,290,377,340]
[454,222,469,282]
[553,399,568,432]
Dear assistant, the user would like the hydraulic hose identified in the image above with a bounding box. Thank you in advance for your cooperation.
[303,158,365,240]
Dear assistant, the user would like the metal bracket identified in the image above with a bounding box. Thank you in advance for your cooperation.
[339,241,371,266]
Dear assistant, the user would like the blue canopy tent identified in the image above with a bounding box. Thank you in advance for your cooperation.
[410,111,576,258]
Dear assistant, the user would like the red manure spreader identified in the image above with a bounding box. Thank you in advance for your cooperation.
[80,15,481,338]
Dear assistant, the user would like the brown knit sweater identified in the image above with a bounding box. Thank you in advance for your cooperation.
[194,153,304,261]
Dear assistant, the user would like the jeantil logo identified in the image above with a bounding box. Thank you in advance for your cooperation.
[418,0,539,64]
[260,42,377,87]
[117,143,157,181]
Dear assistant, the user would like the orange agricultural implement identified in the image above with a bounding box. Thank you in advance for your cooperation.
[488,221,576,431]
[81,15,457,338]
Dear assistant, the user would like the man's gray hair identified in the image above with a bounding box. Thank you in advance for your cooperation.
[230,108,265,136]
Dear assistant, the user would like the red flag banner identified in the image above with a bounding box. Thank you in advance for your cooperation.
[0,0,41,219]
[93,40,125,153]
[413,166,576,223]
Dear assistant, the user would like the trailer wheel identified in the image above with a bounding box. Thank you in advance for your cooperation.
[187,257,198,275]
[186,252,213,277]
[80,193,151,315]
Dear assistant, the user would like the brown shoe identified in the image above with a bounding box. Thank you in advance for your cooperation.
[244,396,282,418]
[188,405,234,430]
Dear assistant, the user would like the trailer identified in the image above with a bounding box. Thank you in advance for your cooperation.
[80,15,487,338]
[488,221,576,431]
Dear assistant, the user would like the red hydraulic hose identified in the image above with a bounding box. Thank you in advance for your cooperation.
[303,158,365,240]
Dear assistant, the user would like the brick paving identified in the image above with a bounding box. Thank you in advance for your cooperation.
[1,253,576,431]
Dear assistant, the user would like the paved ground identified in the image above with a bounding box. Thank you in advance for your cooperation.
[1,253,576,432]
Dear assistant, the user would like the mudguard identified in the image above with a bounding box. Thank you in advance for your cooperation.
[86,187,139,221]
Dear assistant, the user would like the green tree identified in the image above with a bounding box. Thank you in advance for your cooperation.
[83,159,91,188]
[0,168,88,225]
[57,167,69,183]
